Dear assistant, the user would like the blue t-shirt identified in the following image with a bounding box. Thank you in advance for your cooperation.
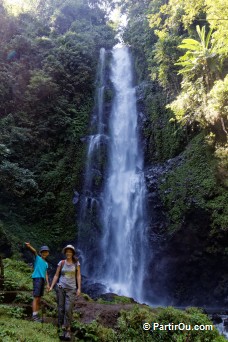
[32,255,48,279]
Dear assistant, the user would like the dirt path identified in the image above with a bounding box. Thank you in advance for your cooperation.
[75,296,138,328]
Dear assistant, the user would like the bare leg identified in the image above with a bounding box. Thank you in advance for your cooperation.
[32,297,41,313]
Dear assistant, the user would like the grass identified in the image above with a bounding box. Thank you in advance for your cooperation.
[1,258,227,342]
[97,295,135,304]
[0,316,58,342]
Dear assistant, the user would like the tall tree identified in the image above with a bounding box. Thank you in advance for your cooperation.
[176,25,220,90]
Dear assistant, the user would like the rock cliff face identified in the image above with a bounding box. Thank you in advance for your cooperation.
[136,82,228,307]
[142,159,227,307]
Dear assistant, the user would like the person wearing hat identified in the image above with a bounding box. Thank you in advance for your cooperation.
[49,244,81,341]
[25,242,50,322]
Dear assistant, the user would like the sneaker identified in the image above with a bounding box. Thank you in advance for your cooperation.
[33,314,43,323]
[64,331,71,341]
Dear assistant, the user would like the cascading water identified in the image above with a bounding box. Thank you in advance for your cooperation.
[79,46,148,302]
[78,48,107,276]
[100,46,148,301]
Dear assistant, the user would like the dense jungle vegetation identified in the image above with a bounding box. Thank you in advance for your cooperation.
[0,0,228,340]
[0,0,115,256]
[121,0,228,305]
[0,0,227,301]
[123,2,228,241]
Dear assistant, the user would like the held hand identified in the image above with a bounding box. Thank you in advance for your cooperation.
[46,284,50,291]
[48,286,53,292]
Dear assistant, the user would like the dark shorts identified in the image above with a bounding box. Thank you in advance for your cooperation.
[33,277,45,297]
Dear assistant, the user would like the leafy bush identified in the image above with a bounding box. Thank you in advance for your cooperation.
[117,306,225,342]
[72,320,117,342]
[0,304,25,319]
[3,258,32,291]
[14,292,33,304]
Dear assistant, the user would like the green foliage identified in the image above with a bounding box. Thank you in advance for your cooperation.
[206,0,228,56]
[117,305,224,342]
[167,72,228,140]
[205,75,228,139]
[117,305,156,341]
[214,143,228,186]
[0,0,115,252]
[0,316,58,341]
[14,292,33,304]
[26,70,59,101]
[149,31,182,90]
[144,90,186,162]
[97,295,134,304]
[0,161,38,197]
[151,306,224,341]
[166,24,226,135]
[167,78,206,126]
[169,25,222,130]
[3,258,32,291]
[122,1,157,81]
[0,255,226,342]
[159,134,228,231]
[176,25,220,87]
[72,320,117,342]
[81,293,94,302]
[0,305,26,319]
[148,0,205,32]
[160,20,227,143]
[144,0,228,141]
[207,191,228,231]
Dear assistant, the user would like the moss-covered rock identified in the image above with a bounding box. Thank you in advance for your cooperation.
[159,133,228,232]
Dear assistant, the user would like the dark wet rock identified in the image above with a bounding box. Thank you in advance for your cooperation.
[224,318,228,326]
[212,313,223,324]
[99,293,117,302]
[140,151,228,307]
[82,277,106,300]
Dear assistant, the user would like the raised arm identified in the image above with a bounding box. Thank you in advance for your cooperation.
[25,242,37,255]
[76,265,81,296]
[49,265,61,291]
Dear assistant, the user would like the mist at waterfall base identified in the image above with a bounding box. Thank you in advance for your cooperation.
[78,46,150,304]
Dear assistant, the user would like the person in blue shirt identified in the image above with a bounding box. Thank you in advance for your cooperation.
[25,242,50,322]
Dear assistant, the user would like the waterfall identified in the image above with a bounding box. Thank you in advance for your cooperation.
[100,46,147,301]
[79,46,148,302]
[78,48,107,276]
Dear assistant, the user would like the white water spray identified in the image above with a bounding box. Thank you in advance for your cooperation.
[100,46,147,301]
